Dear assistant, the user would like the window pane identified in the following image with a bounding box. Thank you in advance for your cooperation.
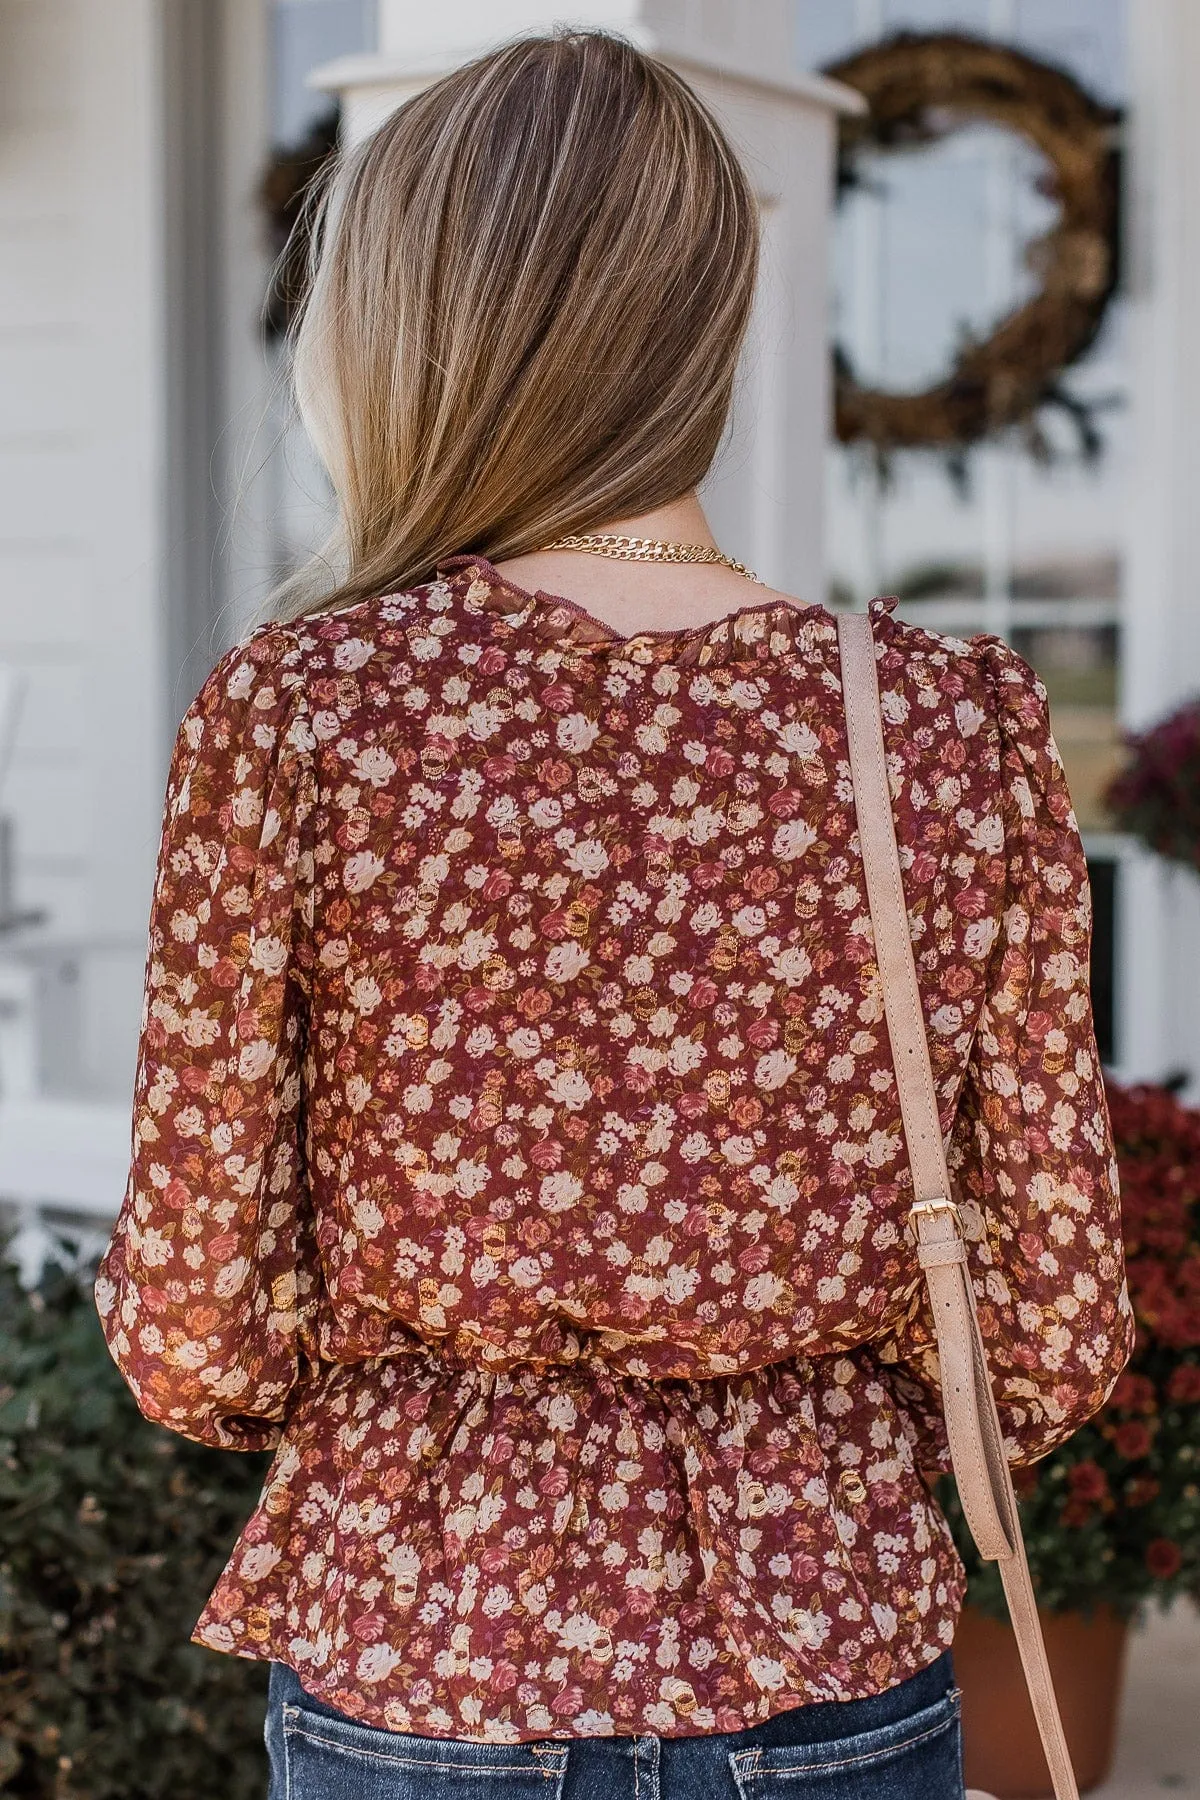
[1010,622,1121,832]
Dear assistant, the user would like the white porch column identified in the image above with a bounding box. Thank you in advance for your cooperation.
[311,3,862,607]
[1126,1,1200,727]
[1120,1,1200,1095]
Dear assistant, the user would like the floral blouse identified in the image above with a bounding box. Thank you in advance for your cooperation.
[96,555,1134,1743]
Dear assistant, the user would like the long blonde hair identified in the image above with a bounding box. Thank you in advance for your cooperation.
[273,28,760,621]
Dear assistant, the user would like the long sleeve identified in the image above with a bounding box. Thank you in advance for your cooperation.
[879,635,1135,1470]
[95,624,319,1451]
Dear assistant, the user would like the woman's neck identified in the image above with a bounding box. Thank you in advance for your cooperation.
[582,493,721,549]
[489,492,788,638]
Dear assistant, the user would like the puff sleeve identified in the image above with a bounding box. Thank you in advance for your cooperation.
[880,636,1136,1470]
[95,624,320,1451]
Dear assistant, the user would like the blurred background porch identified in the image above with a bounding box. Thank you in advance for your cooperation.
[0,4,1198,1796]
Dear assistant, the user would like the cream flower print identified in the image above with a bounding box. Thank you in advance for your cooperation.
[96,561,1132,1746]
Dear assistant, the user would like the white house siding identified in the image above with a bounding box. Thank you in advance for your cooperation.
[0,0,273,1105]
[0,0,168,1101]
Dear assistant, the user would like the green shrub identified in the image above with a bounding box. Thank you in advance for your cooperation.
[0,1253,271,1799]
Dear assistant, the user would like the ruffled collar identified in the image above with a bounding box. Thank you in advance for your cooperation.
[436,554,890,669]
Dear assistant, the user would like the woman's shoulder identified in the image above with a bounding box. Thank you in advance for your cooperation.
[866,600,1064,815]
[199,580,449,712]
[867,595,1048,712]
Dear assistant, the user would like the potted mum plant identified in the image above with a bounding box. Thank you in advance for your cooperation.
[943,1077,1200,1796]
[1103,697,1200,874]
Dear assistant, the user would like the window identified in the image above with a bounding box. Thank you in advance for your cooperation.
[798,0,1129,1065]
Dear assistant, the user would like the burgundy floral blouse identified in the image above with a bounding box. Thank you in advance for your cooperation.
[97,555,1133,1743]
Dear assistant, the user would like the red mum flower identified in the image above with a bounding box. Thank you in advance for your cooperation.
[1168,1363,1200,1404]
[1113,1419,1154,1460]
[1145,1538,1183,1579]
[1110,1372,1157,1415]
[1060,1497,1094,1529]
[1068,1461,1109,1503]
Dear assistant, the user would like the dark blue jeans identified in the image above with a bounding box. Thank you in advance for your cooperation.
[265,1652,964,1798]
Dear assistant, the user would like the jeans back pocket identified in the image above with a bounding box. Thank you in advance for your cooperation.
[727,1688,963,1799]
[281,1701,569,1800]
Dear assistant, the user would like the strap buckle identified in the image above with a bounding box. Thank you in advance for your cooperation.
[909,1195,963,1236]
[909,1195,967,1269]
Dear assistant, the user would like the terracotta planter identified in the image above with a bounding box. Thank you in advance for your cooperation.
[953,1603,1130,1796]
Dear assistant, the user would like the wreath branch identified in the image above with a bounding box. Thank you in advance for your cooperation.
[824,32,1123,463]
[259,107,341,340]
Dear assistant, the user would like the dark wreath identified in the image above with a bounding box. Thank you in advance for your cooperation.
[259,106,341,339]
[822,32,1123,468]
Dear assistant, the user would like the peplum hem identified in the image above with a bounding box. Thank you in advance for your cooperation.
[192,1346,965,1742]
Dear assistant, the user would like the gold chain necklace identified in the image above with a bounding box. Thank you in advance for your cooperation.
[538,531,762,584]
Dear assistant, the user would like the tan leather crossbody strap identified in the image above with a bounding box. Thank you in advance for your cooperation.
[837,610,1080,1800]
